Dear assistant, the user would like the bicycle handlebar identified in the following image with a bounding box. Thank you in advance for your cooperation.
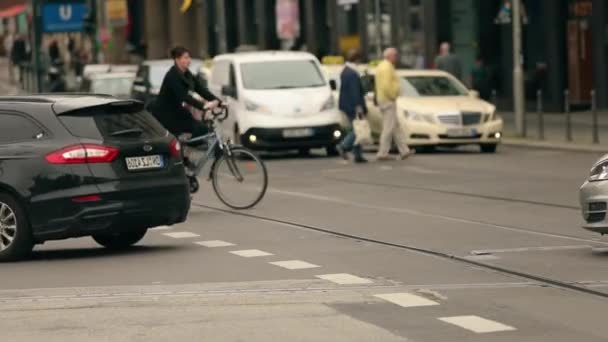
[206,104,228,122]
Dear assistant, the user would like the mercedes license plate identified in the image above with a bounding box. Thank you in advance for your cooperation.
[446,128,476,138]
[282,128,313,138]
[126,155,163,171]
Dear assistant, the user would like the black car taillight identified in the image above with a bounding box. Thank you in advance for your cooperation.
[170,138,182,159]
[45,144,119,164]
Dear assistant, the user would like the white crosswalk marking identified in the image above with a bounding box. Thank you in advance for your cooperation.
[163,232,200,239]
[230,249,274,258]
[316,273,373,285]
[374,293,439,308]
[439,316,516,333]
[195,240,235,248]
[270,260,321,270]
[152,226,172,231]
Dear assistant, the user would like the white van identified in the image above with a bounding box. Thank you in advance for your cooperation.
[209,51,344,155]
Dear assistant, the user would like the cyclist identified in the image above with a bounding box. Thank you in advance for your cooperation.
[149,46,220,167]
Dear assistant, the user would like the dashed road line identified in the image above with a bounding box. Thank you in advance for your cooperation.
[230,249,274,258]
[163,232,201,239]
[152,226,172,231]
[438,315,516,334]
[316,273,373,285]
[374,293,440,308]
[270,260,321,270]
[195,240,235,248]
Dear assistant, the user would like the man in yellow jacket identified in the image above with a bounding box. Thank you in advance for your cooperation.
[375,48,413,160]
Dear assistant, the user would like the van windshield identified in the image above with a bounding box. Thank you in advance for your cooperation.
[240,60,326,90]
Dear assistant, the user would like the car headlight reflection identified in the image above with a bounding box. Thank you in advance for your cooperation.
[244,99,272,114]
[404,110,435,124]
[589,161,608,182]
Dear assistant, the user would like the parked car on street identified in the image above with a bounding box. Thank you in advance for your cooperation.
[0,95,190,261]
[209,51,343,155]
[580,155,608,235]
[131,59,203,106]
[79,72,136,99]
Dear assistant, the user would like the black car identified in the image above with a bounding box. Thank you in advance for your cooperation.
[0,95,191,261]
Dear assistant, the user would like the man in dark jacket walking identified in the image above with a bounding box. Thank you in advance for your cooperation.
[337,50,368,163]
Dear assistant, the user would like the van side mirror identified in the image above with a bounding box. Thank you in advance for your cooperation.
[329,80,337,91]
[469,90,480,98]
[222,85,237,98]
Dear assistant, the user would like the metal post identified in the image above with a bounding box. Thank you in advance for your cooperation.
[32,0,42,93]
[374,0,381,59]
[537,89,544,140]
[592,89,599,144]
[565,89,572,142]
[513,0,525,136]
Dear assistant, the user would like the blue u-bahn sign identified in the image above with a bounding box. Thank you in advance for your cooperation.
[42,2,88,33]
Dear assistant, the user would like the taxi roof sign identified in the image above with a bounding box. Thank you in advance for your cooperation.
[322,56,345,65]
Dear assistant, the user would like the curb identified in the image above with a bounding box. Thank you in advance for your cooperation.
[502,138,607,153]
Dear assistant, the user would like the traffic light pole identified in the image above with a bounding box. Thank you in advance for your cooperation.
[513,0,525,136]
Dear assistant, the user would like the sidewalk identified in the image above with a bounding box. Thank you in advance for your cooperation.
[500,110,608,152]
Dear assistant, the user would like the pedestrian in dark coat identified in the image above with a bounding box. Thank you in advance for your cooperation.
[337,50,368,163]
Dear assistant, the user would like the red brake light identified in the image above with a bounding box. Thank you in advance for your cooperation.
[46,144,119,164]
[170,139,182,159]
[72,194,102,203]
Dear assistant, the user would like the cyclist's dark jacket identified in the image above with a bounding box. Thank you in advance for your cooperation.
[149,65,218,135]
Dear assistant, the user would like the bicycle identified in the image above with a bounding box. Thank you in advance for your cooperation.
[179,105,268,210]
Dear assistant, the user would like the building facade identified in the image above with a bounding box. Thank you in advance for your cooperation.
[0,0,605,110]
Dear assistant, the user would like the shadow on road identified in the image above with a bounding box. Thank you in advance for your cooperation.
[26,245,181,262]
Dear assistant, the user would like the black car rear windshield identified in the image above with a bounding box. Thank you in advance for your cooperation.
[59,109,167,140]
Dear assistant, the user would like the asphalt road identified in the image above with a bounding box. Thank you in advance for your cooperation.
[2,145,608,341]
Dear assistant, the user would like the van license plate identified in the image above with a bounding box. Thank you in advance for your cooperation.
[126,155,163,170]
[283,128,313,138]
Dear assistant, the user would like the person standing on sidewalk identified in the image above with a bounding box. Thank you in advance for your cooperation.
[4,32,13,83]
[337,50,368,164]
[10,34,27,87]
[375,47,412,161]
[435,42,462,82]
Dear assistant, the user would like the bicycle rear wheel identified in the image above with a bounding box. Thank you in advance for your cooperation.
[212,147,268,209]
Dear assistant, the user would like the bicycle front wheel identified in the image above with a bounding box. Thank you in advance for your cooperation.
[212,147,268,209]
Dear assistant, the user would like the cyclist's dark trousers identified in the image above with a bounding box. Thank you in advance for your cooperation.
[171,121,208,147]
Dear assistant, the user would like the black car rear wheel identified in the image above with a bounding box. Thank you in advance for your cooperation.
[0,193,33,262]
[92,228,148,250]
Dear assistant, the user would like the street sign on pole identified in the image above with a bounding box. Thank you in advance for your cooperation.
[41,2,87,33]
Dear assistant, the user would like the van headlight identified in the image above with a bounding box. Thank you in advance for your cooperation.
[589,161,608,182]
[244,99,272,114]
[404,110,435,123]
[320,96,336,112]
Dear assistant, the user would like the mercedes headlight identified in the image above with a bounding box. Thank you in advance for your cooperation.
[320,96,336,111]
[244,99,272,114]
[404,110,435,123]
[589,161,608,181]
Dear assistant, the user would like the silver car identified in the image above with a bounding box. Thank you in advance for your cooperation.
[580,155,608,234]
